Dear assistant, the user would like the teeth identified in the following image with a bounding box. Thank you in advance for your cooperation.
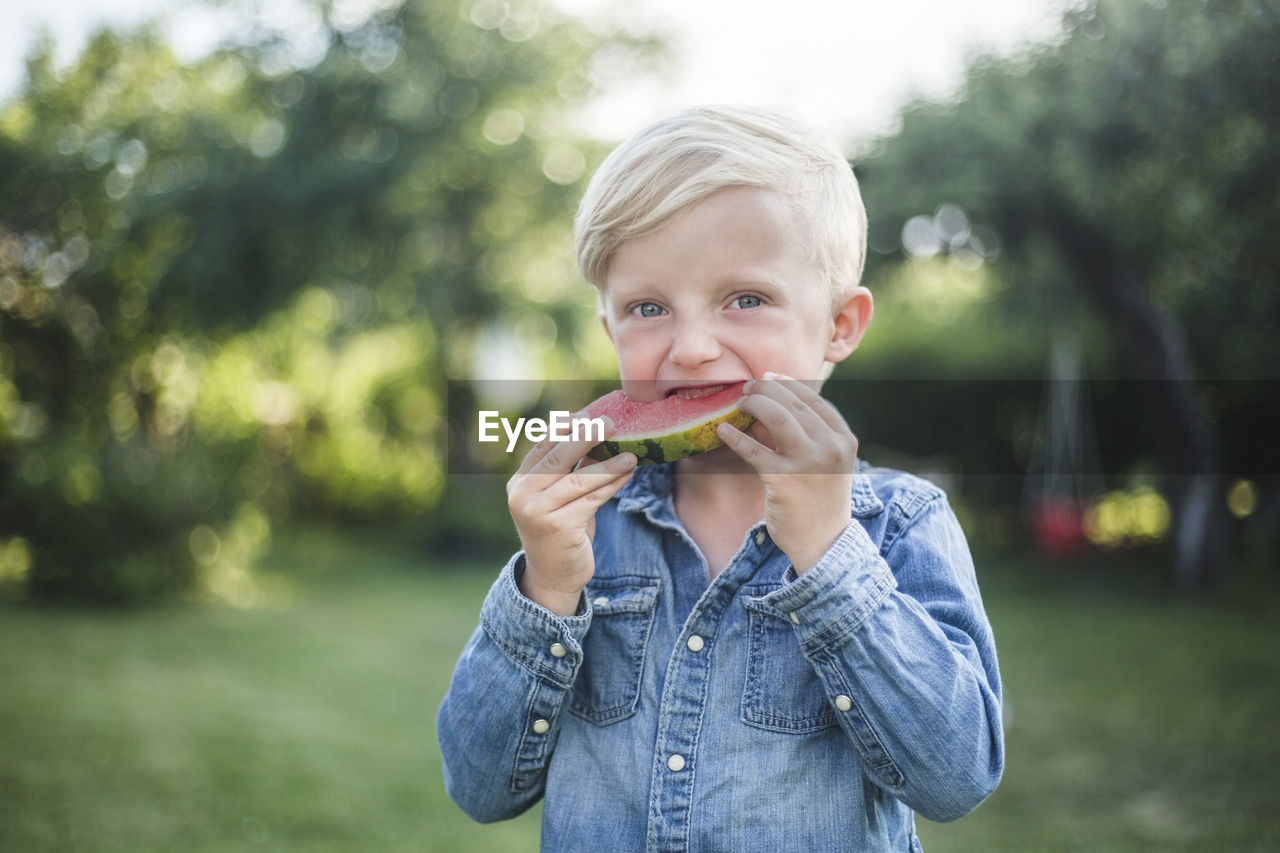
[675,384,728,400]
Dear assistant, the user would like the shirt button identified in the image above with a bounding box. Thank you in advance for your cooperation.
[754,530,767,546]
[592,596,610,606]
[532,718,551,734]
[686,634,705,652]
[549,642,567,658]
[789,611,800,624]
[834,695,853,712]
[667,754,686,772]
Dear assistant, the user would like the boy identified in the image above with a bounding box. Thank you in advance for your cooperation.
[438,105,1003,851]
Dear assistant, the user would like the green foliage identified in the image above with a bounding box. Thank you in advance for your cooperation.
[859,0,1280,379]
[851,0,1280,582]
[0,1,655,601]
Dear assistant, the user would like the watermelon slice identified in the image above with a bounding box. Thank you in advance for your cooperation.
[584,382,755,465]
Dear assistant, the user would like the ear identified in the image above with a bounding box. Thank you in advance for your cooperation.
[824,287,873,364]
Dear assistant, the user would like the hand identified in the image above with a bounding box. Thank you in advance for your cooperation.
[716,373,856,573]
[506,416,637,616]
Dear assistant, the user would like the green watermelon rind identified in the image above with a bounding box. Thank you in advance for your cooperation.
[588,407,755,465]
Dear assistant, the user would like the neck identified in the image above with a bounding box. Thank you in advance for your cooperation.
[673,448,764,513]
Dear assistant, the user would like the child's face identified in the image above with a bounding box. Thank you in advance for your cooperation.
[600,186,870,402]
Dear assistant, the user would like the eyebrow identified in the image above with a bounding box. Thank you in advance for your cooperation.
[604,269,786,304]
[712,271,786,291]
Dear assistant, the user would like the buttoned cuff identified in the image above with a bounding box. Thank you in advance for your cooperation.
[761,519,897,651]
[480,552,591,690]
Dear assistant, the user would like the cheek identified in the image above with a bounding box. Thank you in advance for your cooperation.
[618,322,663,348]
[743,334,829,380]
[612,328,664,374]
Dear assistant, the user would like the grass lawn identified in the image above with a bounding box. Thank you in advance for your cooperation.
[2,527,1277,851]
[916,556,1280,853]
[0,528,542,853]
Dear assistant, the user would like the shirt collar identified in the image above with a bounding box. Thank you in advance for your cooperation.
[616,464,674,516]
[615,461,885,519]
[850,468,885,517]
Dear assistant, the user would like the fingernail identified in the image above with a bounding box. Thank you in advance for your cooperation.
[763,371,779,380]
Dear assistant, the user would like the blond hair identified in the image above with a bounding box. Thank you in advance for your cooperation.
[574,105,867,304]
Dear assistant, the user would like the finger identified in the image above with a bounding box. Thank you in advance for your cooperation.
[762,371,855,435]
[747,377,859,472]
[716,419,778,471]
[762,376,834,435]
[514,451,634,521]
[749,376,851,446]
[513,411,595,477]
[745,418,777,452]
[745,377,832,442]
[762,372,851,435]
[575,461,637,508]
[738,391,814,451]
[529,415,616,475]
[540,451,637,511]
[573,451,610,471]
[513,438,555,478]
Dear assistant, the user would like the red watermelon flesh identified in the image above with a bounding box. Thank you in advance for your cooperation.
[585,382,755,465]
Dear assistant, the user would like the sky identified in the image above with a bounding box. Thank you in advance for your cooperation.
[0,0,1071,146]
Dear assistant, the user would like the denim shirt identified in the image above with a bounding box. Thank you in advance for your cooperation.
[438,462,1004,852]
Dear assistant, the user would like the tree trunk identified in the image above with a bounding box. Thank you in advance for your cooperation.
[1039,201,1229,589]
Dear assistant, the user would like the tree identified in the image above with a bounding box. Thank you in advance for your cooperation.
[857,0,1280,587]
[0,1,656,601]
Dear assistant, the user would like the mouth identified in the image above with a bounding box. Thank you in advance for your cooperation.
[665,382,734,400]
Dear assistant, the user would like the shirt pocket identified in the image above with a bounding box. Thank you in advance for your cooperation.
[569,577,660,726]
[740,587,837,734]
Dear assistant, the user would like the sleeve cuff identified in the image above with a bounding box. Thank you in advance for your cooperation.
[760,519,897,650]
[479,552,592,689]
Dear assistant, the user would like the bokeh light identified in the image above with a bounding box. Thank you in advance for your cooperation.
[1226,479,1258,519]
[1083,487,1172,549]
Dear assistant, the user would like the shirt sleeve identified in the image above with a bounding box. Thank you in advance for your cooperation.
[759,493,1005,823]
[437,552,591,823]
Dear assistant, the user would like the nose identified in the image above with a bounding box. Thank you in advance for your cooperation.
[668,316,722,368]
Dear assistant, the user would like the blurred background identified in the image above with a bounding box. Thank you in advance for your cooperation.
[1,0,1277,849]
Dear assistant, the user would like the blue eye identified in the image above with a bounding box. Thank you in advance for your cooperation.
[734,294,762,309]
[632,302,664,318]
